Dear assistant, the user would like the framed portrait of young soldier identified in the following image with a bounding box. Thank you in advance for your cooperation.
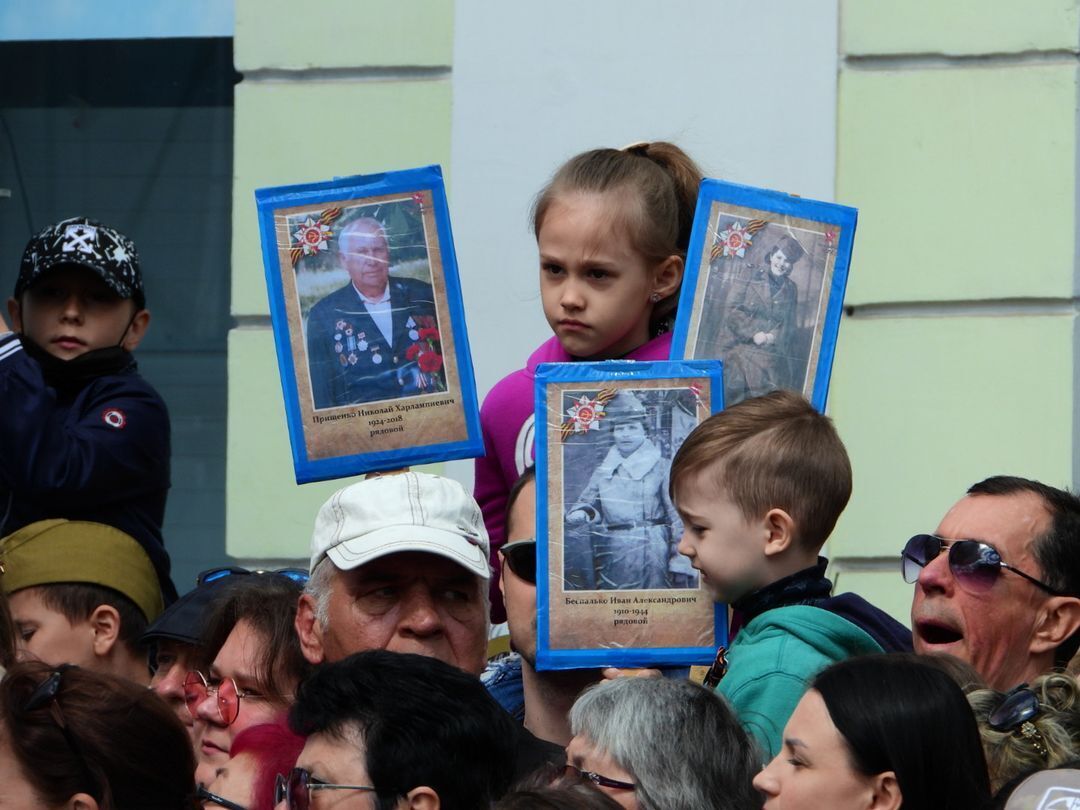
[671,179,857,411]
[534,359,727,671]
[256,166,483,483]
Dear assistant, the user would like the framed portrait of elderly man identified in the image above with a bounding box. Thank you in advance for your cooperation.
[671,179,857,411]
[256,166,483,483]
[534,359,727,671]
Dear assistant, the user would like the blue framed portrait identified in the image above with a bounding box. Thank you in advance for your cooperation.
[255,165,483,483]
[534,359,727,671]
[671,179,857,411]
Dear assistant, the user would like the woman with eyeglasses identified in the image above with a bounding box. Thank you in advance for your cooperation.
[755,654,993,810]
[967,672,1080,795]
[0,660,198,809]
[567,675,760,810]
[187,575,313,787]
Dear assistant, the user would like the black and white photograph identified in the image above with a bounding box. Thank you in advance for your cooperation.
[535,360,724,669]
[560,386,699,592]
[672,180,857,411]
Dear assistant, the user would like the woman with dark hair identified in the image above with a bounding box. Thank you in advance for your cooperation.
[188,574,313,787]
[493,774,624,809]
[717,233,804,405]
[0,660,197,809]
[754,654,992,809]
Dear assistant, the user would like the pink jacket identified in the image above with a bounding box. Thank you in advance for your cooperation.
[475,332,673,621]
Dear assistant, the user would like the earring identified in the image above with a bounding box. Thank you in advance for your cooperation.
[649,293,660,303]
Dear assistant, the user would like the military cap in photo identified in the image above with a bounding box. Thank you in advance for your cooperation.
[16,216,145,307]
[0,519,164,622]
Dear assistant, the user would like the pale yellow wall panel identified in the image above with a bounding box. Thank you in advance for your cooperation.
[827,314,1074,560]
[230,80,451,316]
[235,0,453,70]
[842,0,1080,57]
[838,65,1077,304]
[226,329,446,559]
[226,328,364,559]
[827,567,912,628]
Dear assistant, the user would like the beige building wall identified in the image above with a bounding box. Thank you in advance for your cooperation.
[227,1,453,560]
[829,1,1080,622]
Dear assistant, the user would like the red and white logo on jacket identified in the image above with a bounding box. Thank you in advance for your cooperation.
[101,408,127,429]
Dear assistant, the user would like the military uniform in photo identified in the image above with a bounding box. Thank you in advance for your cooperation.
[306,277,442,408]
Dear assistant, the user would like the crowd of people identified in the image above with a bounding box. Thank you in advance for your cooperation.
[2,142,1080,809]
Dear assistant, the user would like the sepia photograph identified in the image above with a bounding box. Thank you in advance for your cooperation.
[256,166,483,483]
[535,360,726,671]
[672,180,857,411]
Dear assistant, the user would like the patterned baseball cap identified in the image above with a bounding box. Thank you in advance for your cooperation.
[15,217,145,307]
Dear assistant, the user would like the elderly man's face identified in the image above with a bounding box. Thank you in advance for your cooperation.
[300,551,489,676]
[340,221,390,298]
[911,491,1053,690]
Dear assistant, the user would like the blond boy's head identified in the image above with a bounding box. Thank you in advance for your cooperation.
[671,390,852,554]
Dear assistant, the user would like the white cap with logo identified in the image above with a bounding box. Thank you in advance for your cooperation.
[309,472,491,580]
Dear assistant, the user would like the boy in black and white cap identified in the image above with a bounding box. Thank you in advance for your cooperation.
[0,217,175,601]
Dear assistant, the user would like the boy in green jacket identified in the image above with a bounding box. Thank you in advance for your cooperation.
[670,390,911,759]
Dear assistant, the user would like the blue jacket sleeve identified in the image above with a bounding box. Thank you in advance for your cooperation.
[0,335,170,505]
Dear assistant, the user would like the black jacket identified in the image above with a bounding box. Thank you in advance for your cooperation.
[305,277,443,408]
[0,333,175,602]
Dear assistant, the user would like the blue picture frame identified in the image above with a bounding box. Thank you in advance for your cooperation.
[534,359,727,671]
[671,178,857,411]
[255,165,483,483]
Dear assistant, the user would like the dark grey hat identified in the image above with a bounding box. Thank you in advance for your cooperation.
[16,217,145,308]
[140,576,235,647]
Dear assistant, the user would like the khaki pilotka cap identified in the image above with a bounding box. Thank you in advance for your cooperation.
[0,519,164,622]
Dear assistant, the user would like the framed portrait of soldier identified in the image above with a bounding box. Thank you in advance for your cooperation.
[534,359,727,671]
[671,179,858,411]
[256,166,483,483]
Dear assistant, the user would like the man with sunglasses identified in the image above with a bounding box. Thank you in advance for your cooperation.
[905,475,1080,691]
[493,467,603,746]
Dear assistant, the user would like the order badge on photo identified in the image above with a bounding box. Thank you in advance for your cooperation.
[671,178,857,412]
[255,166,482,483]
[534,359,727,671]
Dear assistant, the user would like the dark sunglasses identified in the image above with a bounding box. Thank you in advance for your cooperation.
[901,534,1062,595]
[196,566,309,587]
[565,763,636,791]
[501,540,537,585]
[183,670,263,726]
[988,684,1049,760]
[274,767,376,810]
[196,785,248,810]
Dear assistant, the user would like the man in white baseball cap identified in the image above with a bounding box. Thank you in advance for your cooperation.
[294,471,492,676]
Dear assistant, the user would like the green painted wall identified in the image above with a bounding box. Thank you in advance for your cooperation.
[831,2,1080,625]
[227,3,453,560]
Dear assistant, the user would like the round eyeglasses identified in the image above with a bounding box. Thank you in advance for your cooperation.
[182,670,259,726]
